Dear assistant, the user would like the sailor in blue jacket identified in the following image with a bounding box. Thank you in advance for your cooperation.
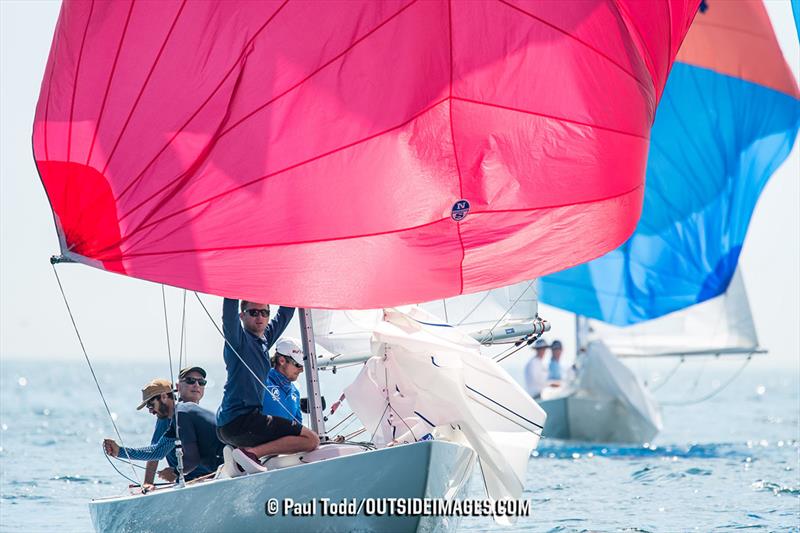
[262,338,304,423]
[216,299,319,473]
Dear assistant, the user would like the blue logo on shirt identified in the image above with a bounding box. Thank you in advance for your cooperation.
[451,200,470,221]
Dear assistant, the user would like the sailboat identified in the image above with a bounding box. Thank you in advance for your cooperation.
[32,1,700,531]
[538,0,800,444]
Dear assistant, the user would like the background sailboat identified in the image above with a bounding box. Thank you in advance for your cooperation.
[538,0,800,443]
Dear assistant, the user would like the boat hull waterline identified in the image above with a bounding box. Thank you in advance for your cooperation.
[90,440,477,533]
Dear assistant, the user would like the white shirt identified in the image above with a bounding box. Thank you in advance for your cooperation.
[524,356,547,398]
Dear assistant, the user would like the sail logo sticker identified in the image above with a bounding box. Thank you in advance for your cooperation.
[451,200,470,221]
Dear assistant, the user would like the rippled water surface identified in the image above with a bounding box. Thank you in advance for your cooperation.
[1,357,798,532]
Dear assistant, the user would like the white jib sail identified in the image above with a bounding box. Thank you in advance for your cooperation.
[587,269,761,357]
[343,307,545,516]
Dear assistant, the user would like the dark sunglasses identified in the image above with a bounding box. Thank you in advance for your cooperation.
[181,377,207,386]
[285,356,303,369]
[146,397,159,409]
[244,308,270,318]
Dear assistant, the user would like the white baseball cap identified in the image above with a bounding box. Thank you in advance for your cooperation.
[275,337,304,360]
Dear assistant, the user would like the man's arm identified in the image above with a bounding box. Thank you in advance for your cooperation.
[222,298,245,352]
[265,306,296,347]
[144,461,158,484]
[116,435,175,462]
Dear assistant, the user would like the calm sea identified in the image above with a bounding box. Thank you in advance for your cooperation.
[1,356,798,532]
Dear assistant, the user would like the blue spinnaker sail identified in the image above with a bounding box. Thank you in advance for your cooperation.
[540,0,800,326]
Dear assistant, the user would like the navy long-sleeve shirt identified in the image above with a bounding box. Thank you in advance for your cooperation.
[216,298,295,427]
[120,403,224,477]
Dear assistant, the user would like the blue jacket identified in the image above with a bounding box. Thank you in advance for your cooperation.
[548,359,562,380]
[216,298,295,427]
[262,368,302,423]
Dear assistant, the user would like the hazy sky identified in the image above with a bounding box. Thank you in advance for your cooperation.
[1,1,798,371]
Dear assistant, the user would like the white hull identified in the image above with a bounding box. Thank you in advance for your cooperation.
[539,341,662,444]
[90,440,476,533]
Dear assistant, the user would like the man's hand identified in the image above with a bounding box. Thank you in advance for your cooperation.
[103,439,120,457]
[158,467,177,482]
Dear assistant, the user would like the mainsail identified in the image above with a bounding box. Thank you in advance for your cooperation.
[540,0,800,325]
[587,269,761,358]
[34,0,699,309]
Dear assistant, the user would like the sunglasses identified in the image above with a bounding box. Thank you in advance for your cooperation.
[243,308,270,318]
[181,377,207,386]
[146,397,159,409]
[285,355,304,369]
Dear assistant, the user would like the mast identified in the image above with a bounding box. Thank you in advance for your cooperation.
[298,309,327,441]
[575,315,588,356]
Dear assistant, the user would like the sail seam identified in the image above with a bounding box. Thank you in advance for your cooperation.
[67,0,95,164]
[115,0,416,218]
[115,0,290,205]
[85,0,136,168]
[448,0,466,295]
[452,96,648,140]
[111,96,450,247]
[499,0,653,100]
[100,0,188,176]
[100,184,643,260]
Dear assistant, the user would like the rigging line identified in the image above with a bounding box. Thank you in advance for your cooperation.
[478,281,536,344]
[368,403,390,444]
[493,333,538,363]
[386,402,418,443]
[327,412,355,434]
[179,289,187,369]
[660,355,753,406]
[162,285,183,483]
[192,293,302,425]
[648,357,685,392]
[456,289,492,327]
[368,364,392,444]
[345,428,366,441]
[51,265,141,486]
[104,453,139,486]
[331,413,360,437]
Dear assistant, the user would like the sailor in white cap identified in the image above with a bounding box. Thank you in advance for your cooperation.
[261,337,304,424]
[524,338,549,398]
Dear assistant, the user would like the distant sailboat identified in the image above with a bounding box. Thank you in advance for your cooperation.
[539,0,800,444]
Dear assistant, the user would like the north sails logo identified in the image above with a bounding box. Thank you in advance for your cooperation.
[267,386,280,401]
[451,200,470,221]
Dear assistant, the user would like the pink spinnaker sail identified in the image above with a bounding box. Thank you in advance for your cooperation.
[33,0,699,309]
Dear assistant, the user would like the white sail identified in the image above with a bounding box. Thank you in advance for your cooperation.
[312,280,540,362]
[344,307,544,515]
[587,269,761,357]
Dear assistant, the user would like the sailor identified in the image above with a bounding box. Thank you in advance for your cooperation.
[144,366,211,484]
[261,338,304,423]
[548,340,564,380]
[216,299,319,474]
[524,338,549,398]
[103,378,225,484]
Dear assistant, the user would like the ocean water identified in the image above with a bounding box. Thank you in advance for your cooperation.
[0,357,798,532]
